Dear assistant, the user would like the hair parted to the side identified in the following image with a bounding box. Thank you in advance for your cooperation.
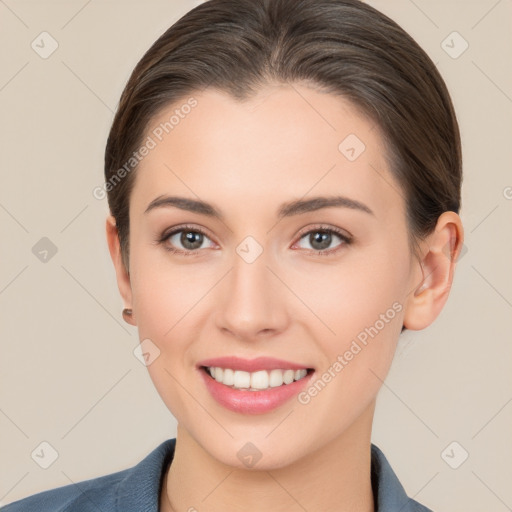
[104,0,462,278]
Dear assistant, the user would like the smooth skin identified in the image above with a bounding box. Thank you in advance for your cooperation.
[106,83,464,512]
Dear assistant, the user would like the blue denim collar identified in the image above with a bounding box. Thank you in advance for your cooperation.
[115,439,433,512]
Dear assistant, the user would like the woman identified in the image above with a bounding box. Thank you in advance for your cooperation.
[2,0,464,510]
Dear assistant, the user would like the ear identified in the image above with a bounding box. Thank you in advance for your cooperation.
[403,211,464,331]
[106,215,136,326]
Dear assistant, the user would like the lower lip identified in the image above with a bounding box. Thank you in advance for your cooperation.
[199,367,314,415]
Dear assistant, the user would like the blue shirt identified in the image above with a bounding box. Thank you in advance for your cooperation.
[1,440,433,511]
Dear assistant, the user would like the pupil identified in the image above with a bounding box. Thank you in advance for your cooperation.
[182,231,203,250]
[311,231,330,250]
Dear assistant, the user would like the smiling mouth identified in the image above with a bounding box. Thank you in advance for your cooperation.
[201,366,315,391]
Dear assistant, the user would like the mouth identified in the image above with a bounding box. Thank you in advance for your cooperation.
[196,356,316,414]
[200,365,315,391]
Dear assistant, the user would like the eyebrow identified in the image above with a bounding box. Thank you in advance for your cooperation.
[144,194,374,219]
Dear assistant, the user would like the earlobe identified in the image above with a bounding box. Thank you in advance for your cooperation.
[106,215,136,326]
[403,211,464,331]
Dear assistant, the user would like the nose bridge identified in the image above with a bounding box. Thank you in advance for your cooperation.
[215,234,288,338]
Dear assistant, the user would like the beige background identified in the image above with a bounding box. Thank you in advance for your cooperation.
[1,0,511,510]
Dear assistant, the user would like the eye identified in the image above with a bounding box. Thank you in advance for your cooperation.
[293,226,352,255]
[157,224,352,256]
[158,225,215,255]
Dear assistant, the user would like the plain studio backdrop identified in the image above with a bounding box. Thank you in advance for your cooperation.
[0,1,511,510]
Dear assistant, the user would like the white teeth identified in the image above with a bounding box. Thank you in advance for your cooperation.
[269,369,283,387]
[283,369,295,384]
[206,366,310,390]
[214,367,223,382]
[223,368,234,386]
[251,370,268,390]
[233,370,251,388]
[295,369,307,380]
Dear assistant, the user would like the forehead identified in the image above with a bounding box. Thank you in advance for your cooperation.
[131,84,404,221]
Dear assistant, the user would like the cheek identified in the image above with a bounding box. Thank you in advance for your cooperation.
[299,244,408,377]
[128,250,219,393]
[292,254,405,436]
[128,255,207,422]
[302,248,406,334]
[129,242,211,338]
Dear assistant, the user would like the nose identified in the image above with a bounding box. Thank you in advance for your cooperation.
[214,246,290,341]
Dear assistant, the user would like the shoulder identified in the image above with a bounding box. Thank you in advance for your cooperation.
[0,470,127,512]
[1,438,176,512]
[371,443,435,512]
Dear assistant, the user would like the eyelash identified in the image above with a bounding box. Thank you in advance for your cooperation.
[157,224,353,257]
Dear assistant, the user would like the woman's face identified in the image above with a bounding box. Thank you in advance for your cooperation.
[122,84,420,468]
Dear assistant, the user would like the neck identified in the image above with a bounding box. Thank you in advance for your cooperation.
[161,403,375,512]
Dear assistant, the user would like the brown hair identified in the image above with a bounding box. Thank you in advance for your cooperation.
[104,0,462,276]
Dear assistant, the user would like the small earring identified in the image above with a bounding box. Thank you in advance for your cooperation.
[122,308,133,322]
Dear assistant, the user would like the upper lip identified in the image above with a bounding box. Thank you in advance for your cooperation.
[197,356,314,372]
